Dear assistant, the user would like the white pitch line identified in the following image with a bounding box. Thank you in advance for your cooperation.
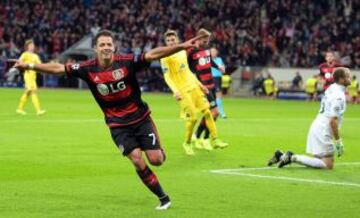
[210,162,360,173]
[209,162,360,188]
[212,171,360,188]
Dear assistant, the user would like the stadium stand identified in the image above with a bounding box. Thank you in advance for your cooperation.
[1,0,359,92]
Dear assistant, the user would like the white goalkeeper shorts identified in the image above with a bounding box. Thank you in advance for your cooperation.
[306,118,334,157]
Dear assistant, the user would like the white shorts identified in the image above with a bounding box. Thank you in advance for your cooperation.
[306,117,334,157]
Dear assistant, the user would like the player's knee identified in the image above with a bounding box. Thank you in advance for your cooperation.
[148,155,164,166]
[325,162,334,170]
[129,153,144,169]
[186,112,197,123]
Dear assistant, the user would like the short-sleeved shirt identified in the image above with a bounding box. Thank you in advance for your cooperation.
[316,83,346,126]
[65,54,151,128]
[160,50,199,93]
[187,48,216,90]
[19,51,42,79]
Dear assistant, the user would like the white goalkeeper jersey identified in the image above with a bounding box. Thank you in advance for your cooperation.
[306,83,347,156]
[316,83,346,127]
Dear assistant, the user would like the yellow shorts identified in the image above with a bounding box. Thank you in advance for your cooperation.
[179,87,210,120]
[24,76,37,90]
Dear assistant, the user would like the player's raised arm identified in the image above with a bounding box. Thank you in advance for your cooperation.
[14,60,66,75]
[144,34,207,62]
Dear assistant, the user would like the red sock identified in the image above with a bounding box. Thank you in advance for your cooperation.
[136,166,166,199]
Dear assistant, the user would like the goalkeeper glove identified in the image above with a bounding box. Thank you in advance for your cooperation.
[335,139,344,157]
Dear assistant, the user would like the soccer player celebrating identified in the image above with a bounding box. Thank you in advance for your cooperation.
[210,47,227,118]
[187,29,228,149]
[14,30,205,210]
[16,39,46,116]
[268,67,352,169]
[160,30,224,154]
[319,51,342,91]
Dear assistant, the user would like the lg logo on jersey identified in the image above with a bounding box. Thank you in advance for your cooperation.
[97,81,126,96]
[96,69,127,96]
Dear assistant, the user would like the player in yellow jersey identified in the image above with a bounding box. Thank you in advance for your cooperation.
[305,75,318,101]
[263,73,278,99]
[160,30,228,155]
[348,75,359,104]
[16,40,46,115]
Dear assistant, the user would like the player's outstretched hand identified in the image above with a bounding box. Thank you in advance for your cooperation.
[180,34,208,49]
[335,139,344,157]
[219,66,226,74]
[12,60,28,70]
[200,84,209,94]
[174,92,182,101]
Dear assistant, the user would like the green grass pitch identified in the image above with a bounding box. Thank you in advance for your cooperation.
[1,88,359,218]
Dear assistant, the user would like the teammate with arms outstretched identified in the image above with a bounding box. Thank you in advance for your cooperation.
[14,30,205,210]
[268,68,351,169]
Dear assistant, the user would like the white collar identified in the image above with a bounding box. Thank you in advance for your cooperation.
[333,83,346,92]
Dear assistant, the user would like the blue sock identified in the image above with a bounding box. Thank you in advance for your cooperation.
[216,97,226,117]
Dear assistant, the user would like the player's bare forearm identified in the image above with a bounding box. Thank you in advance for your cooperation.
[14,61,65,75]
[330,117,340,140]
[144,34,207,61]
[145,45,184,61]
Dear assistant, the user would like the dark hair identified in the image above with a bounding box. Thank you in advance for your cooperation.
[94,30,114,45]
[333,68,347,82]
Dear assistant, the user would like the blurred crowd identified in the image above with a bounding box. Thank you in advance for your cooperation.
[0,0,360,69]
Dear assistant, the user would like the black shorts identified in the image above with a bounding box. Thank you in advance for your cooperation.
[110,116,162,156]
[206,88,217,109]
[213,77,222,92]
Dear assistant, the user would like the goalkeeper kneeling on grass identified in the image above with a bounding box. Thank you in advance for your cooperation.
[267,67,351,169]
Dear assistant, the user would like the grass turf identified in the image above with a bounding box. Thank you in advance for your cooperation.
[0,88,359,218]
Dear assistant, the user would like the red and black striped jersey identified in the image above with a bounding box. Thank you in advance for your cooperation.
[65,54,151,128]
[318,62,342,90]
[186,48,216,90]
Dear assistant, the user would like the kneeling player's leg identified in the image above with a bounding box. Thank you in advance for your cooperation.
[291,154,329,169]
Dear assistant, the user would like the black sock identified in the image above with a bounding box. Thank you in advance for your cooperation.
[204,128,210,139]
[136,166,166,199]
[195,117,206,138]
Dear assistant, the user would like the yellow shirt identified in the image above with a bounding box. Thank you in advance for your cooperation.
[264,78,275,94]
[19,51,41,80]
[160,50,201,93]
[349,80,359,96]
[305,78,317,93]
[221,75,231,88]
